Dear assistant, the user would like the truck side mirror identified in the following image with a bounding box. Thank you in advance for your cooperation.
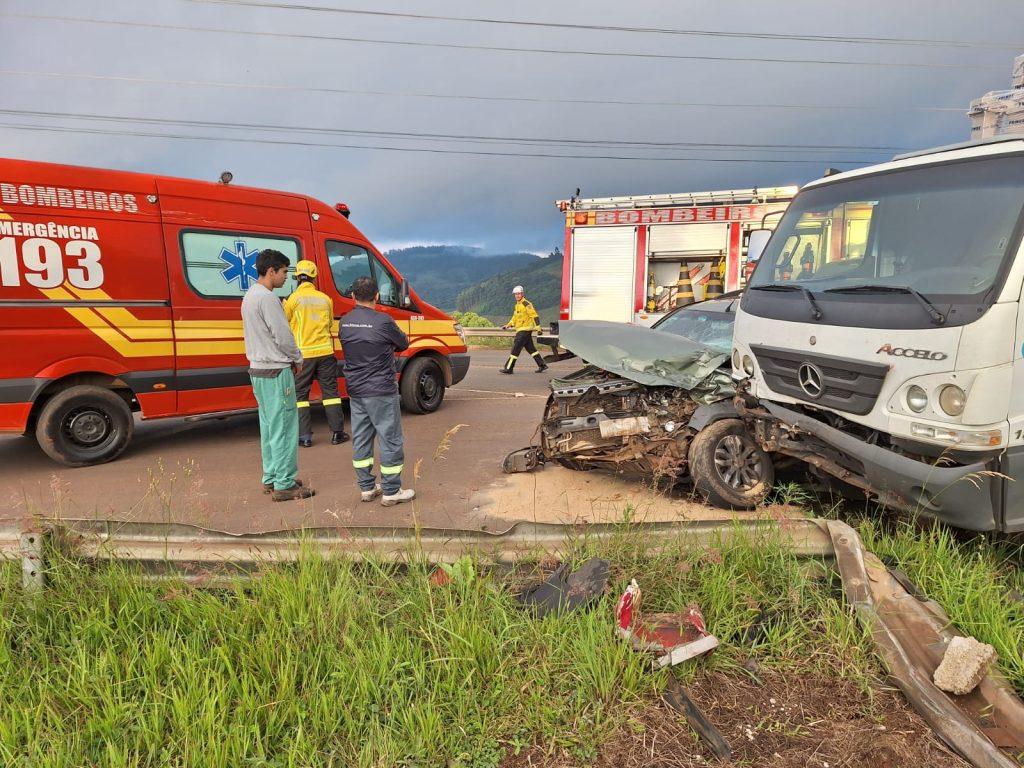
[746,229,772,265]
[399,278,411,307]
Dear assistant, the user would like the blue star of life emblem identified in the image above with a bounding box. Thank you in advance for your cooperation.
[219,240,259,290]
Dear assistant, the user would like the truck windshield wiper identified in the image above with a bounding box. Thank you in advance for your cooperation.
[823,284,946,325]
[750,283,823,321]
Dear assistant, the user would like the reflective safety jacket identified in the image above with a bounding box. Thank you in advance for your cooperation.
[507,298,540,331]
[283,281,336,358]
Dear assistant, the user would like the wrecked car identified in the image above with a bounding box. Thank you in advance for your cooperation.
[504,318,774,509]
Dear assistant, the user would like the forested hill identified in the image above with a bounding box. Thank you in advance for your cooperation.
[456,249,563,324]
[384,245,538,311]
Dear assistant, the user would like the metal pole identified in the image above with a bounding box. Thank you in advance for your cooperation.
[20,530,45,592]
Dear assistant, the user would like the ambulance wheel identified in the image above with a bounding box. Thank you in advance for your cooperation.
[688,419,773,509]
[35,386,134,467]
[401,357,445,414]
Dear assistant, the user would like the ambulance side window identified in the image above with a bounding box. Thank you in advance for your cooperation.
[326,240,399,307]
[181,230,299,299]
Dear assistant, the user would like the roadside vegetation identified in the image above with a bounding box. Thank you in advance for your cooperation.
[0,505,1018,766]
[0,527,865,767]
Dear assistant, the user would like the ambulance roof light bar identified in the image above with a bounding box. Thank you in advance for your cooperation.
[556,186,799,211]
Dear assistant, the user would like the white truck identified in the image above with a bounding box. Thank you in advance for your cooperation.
[708,135,1024,532]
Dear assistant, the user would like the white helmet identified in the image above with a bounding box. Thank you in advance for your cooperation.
[512,285,524,294]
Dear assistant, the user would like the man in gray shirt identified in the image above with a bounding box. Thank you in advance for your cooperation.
[241,249,315,502]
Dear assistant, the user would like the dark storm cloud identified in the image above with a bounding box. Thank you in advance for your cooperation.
[1,0,1022,253]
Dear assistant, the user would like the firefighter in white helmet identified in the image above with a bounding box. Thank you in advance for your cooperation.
[284,259,349,447]
[500,285,548,374]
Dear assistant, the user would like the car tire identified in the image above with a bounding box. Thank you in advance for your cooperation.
[400,356,445,414]
[688,419,773,509]
[35,385,134,467]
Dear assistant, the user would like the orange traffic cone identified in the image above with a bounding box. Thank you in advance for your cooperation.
[674,264,695,307]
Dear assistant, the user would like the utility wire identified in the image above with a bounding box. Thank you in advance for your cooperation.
[2,12,1008,71]
[193,0,1024,51]
[0,69,967,114]
[0,107,907,154]
[0,121,883,165]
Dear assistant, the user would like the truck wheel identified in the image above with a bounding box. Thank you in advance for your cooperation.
[688,419,773,509]
[400,357,445,414]
[35,385,134,467]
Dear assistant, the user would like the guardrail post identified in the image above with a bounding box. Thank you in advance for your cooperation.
[20,530,45,592]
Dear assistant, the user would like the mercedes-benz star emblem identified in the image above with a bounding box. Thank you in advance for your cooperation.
[798,363,824,398]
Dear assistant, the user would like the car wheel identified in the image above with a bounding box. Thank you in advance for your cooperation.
[35,385,134,467]
[400,356,445,414]
[688,419,773,509]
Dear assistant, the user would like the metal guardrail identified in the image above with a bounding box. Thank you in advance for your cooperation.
[462,328,517,338]
[0,517,835,589]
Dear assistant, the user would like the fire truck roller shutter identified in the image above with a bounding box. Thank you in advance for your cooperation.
[570,226,636,323]
[648,223,729,256]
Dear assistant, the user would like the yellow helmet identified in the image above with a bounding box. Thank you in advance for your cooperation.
[295,259,318,279]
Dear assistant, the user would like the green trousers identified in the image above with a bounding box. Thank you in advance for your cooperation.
[251,369,299,490]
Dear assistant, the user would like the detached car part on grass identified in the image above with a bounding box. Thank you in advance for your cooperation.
[503,321,775,509]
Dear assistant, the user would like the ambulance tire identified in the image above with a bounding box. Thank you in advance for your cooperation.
[35,386,134,467]
[400,357,445,414]
[688,419,773,510]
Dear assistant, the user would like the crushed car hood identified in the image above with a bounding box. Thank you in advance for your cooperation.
[557,320,736,404]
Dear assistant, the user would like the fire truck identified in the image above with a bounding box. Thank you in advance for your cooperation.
[0,158,470,466]
[554,187,798,326]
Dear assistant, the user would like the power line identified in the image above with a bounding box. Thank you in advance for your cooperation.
[3,12,1008,71]
[193,0,1024,51]
[0,107,906,154]
[0,69,967,114]
[0,121,883,165]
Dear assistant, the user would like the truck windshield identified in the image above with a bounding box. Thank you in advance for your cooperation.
[749,155,1024,300]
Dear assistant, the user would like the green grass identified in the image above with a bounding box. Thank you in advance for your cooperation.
[0,528,869,768]
[855,516,1024,697]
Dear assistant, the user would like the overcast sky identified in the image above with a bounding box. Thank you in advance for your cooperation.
[2,0,1023,254]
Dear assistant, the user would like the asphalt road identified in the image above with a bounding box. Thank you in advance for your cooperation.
[0,350,571,532]
[2,349,783,533]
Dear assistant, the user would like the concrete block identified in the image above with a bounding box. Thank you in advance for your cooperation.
[933,635,998,695]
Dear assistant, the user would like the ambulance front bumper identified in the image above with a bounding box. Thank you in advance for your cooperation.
[449,353,471,386]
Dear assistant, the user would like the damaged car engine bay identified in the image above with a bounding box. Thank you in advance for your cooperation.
[540,368,699,482]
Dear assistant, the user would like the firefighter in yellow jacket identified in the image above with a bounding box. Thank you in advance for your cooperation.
[500,285,549,374]
[284,260,349,447]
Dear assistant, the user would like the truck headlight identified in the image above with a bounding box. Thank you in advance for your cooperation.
[732,349,741,371]
[453,323,467,344]
[938,384,966,416]
[906,385,928,413]
[911,423,1001,447]
[742,355,755,376]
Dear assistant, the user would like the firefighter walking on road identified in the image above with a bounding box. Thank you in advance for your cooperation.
[284,260,349,448]
[500,285,549,374]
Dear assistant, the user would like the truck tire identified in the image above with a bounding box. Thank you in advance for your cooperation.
[35,385,134,467]
[400,356,445,414]
[688,419,773,509]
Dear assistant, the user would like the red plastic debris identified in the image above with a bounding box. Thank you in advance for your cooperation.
[614,579,719,668]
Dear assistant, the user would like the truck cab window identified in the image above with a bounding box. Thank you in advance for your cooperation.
[181,231,298,298]
[326,240,399,306]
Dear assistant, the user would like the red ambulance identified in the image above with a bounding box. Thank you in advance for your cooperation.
[0,158,470,466]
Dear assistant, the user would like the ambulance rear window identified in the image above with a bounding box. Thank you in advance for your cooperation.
[181,230,301,299]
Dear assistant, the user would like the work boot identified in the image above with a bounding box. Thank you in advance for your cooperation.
[381,488,416,507]
[332,431,350,445]
[272,484,316,502]
[299,436,313,448]
[360,484,383,502]
[536,364,549,373]
[264,478,303,495]
[499,368,513,375]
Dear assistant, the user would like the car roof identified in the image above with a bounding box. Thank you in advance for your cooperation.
[677,290,742,314]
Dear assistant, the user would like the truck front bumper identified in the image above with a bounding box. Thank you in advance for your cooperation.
[749,400,1003,532]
